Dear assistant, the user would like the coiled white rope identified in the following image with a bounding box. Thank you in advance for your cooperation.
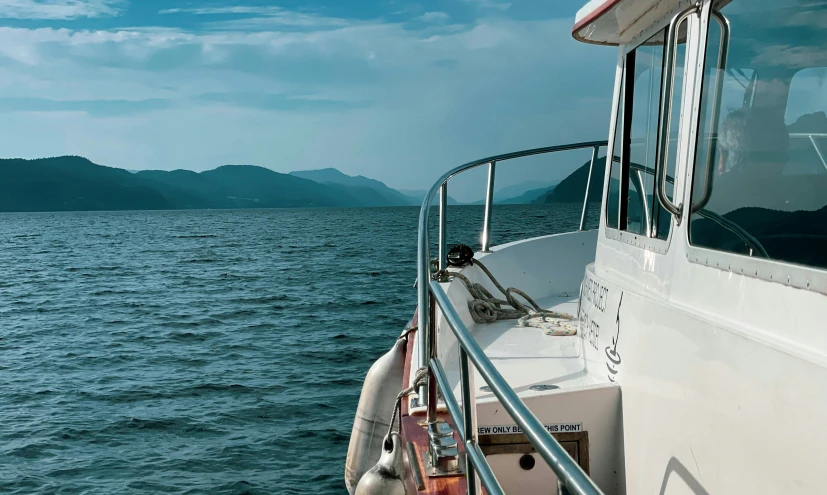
[440,259,577,336]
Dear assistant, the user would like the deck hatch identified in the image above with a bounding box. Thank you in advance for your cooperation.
[478,431,591,476]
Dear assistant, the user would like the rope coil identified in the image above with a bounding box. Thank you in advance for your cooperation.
[449,258,576,336]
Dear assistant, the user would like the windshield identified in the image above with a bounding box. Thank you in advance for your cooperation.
[689,0,827,270]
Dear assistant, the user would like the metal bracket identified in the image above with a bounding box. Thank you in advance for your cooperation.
[424,421,463,477]
[422,450,465,478]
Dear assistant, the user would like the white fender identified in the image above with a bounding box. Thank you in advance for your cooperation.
[354,432,407,495]
[345,337,407,494]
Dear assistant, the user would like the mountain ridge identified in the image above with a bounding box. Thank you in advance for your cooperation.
[0,155,599,212]
[289,167,415,206]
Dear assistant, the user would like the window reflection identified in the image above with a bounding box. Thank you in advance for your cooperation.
[689,0,827,270]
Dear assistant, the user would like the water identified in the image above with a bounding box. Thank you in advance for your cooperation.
[0,204,595,494]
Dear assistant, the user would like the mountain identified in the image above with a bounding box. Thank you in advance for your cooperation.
[397,189,462,205]
[493,180,558,203]
[536,157,606,204]
[0,155,596,213]
[499,185,557,204]
[0,156,173,212]
[290,168,414,206]
[0,156,406,212]
[138,165,370,209]
[466,180,559,205]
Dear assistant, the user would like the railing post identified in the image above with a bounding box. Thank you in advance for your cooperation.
[426,291,460,477]
[439,183,448,272]
[427,291,438,425]
[579,145,600,231]
[417,225,429,406]
[460,347,479,495]
[481,161,496,252]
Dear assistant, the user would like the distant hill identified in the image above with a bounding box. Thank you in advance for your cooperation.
[289,168,413,206]
[0,156,173,212]
[536,157,606,204]
[0,156,411,212]
[0,155,603,213]
[397,189,462,205]
[493,180,558,204]
[499,185,556,204]
[466,180,558,205]
[139,165,369,209]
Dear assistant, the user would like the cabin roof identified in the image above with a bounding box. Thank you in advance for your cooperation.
[572,0,686,45]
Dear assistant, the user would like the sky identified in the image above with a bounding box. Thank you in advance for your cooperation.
[0,0,617,202]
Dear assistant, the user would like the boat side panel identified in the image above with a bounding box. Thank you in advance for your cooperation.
[583,263,827,493]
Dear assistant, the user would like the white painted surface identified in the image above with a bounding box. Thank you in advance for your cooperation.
[586,0,827,492]
[478,386,624,494]
[573,0,689,45]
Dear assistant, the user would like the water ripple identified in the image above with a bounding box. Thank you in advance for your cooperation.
[0,205,595,494]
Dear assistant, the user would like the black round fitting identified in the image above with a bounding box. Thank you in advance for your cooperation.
[519,453,535,470]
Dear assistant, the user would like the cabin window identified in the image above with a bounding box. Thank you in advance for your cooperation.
[688,0,827,270]
[624,31,664,236]
[606,76,623,229]
[606,21,688,240]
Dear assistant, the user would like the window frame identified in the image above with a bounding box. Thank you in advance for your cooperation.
[683,0,827,293]
[603,6,693,254]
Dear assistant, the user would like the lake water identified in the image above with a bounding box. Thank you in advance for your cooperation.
[0,204,597,494]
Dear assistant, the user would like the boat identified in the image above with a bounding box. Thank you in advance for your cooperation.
[346,0,827,492]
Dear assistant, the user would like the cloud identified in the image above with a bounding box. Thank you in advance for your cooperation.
[194,92,369,112]
[159,5,352,30]
[0,96,172,116]
[0,0,123,20]
[459,0,512,12]
[0,8,616,198]
[158,6,281,15]
[419,12,449,23]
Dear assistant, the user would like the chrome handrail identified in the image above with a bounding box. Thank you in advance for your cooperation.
[415,140,607,404]
[429,281,604,495]
[692,8,731,213]
[654,6,698,225]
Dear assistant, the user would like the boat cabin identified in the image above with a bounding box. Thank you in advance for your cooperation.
[348,0,827,493]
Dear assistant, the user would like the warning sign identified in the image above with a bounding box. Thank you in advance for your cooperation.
[477,423,583,435]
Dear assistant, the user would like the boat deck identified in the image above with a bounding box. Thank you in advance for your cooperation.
[467,294,592,400]
[409,292,599,413]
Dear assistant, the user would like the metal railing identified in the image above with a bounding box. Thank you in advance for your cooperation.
[429,281,604,495]
[416,140,606,402]
[414,140,607,494]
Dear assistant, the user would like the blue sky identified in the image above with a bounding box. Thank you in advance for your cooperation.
[0,0,616,201]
